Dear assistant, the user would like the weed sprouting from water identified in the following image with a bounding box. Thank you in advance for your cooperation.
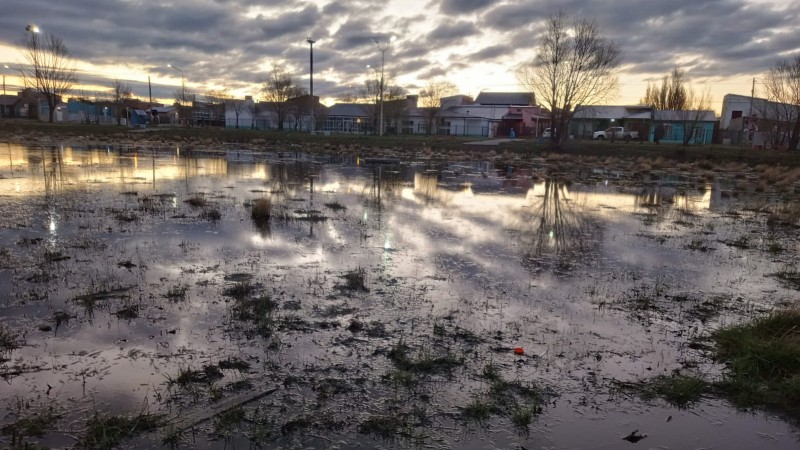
[213,406,246,438]
[633,374,708,408]
[173,364,224,385]
[358,414,411,439]
[387,341,464,374]
[324,202,347,211]
[1,402,60,447]
[0,326,21,354]
[341,267,368,291]
[81,412,163,449]
[165,284,188,301]
[462,397,495,423]
[184,195,207,208]
[714,310,800,411]
[223,281,256,300]
[768,266,800,290]
[200,207,222,222]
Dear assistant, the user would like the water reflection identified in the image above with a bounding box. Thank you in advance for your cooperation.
[1,144,798,449]
[518,178,600,269]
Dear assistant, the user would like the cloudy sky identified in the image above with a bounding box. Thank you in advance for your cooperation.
[1,0,798,111]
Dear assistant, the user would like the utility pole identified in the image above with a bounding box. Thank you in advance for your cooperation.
[307,37,316,134]
[372,37,394,136]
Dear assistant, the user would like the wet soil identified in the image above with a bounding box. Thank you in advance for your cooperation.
[0,142,799,449]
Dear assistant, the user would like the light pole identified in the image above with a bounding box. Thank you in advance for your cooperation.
[2,65,9,96]
[167,64,185,104]
[372,36,394,136]
[307,37,316,134]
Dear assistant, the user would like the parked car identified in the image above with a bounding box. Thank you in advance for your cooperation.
[542,128,556,138]
[593,127,639,142]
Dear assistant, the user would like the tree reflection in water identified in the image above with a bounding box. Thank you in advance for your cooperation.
[518,177,600,271]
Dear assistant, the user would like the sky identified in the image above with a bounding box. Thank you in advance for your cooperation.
[1,0,798,113]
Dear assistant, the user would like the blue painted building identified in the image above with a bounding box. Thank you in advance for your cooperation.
[650,110,716,145]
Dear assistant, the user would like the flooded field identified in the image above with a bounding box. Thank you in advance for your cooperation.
[1,143,799,449]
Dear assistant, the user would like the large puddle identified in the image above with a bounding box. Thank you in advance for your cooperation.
[1,143,799,448]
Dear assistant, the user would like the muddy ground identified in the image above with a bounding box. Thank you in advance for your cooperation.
[0,138,799,449]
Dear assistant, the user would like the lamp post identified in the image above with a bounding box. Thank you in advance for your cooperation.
[2,65,9,96]
[371,36,394,136]
[306,37,316,134]
[167,64,185,104]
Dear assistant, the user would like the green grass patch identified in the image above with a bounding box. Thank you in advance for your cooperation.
[387,342,464,374]
[81,412,163,449]
[712,309,800,415]
[638,374,708,408]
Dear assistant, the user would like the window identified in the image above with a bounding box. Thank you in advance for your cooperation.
[661,123,674,139]
[731,110,742,119]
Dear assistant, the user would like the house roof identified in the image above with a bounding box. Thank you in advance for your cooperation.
[327,103,369,117]
[474,92,533,106]
[654,110,716,122]
[0,95,19,107]
[573,105,653,120]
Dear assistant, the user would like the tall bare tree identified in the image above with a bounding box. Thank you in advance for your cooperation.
[357,78,381,132]
[517,12,620,147]
[204,90,229,126]
[419,79,457,135]
[226,97,247,128]
[110,79,132,125]
[287,85,309,131]
[677,87,713,145]
[762,56,800,151]
[641,67,688,110]
[383,85,407,134]
[19,31,78,123]
[262,65,296,130]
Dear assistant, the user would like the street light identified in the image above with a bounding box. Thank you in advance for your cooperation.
[371,36,395,136]
[306,37,316,134]
[2,65,9,96]
[167,64,185,104]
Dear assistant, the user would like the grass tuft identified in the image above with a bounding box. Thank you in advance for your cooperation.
[81,412,162,449]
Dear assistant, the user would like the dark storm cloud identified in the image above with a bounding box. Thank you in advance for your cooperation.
[427,21,480,44]
[439,0,494,15]
[1,0,798,102]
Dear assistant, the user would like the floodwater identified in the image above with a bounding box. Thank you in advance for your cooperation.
[0,143,798,449]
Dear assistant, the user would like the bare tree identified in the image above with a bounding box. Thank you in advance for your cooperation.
[287,84,309,131]
[357,78,381,132]
[173,84,194,126]
[640,67,688,110]
[110,79,132,125]
[517,11,620,148]
[677,87,713,145]
[383,85,407,134]
[762,56,800,151]
[262,64,296,130]
[419,79,457,135]
[204,90,229,126]
[226,97,247,128]
[19,31,78,123]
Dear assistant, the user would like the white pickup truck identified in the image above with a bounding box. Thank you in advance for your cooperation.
[593,127,639,142]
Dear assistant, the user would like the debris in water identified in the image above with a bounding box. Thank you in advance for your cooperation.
[622,429,647,443]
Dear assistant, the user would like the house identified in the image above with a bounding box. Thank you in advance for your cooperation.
[650,110,716,144]
[571,105,653,139]
[437,92,541,137]
[321,103,371,134]
[721,93,799,147]
[0,95,20,118]
[225,96,256,129]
